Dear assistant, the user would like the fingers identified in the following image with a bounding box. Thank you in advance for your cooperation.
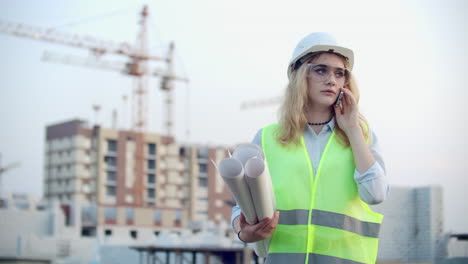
[274,210,280,221]
[239,212,246,225]
[336,88,358,116]
[239,211,281,242]
[341,90,351,108]
[258,211,280,236]
[240,212,254,227]
[335,103,343,115]
[243,217,270,241]
[335,96,344,115]
[270,211,280,228]
[341,88,357,105]
[240,211,260,228]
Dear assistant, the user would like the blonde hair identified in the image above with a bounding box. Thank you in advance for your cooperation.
[277,53,369,147]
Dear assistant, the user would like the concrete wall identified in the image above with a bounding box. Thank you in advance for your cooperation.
[0,209,52,256]
[0,198,93,262]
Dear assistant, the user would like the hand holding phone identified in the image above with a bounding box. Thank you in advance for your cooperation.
[335,91,344,107]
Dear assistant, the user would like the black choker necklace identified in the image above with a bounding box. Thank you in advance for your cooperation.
[308,118,333,126]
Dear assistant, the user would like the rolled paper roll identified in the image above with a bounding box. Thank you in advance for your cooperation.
[244,157,275,220]
[232,143,264,166]
[218,149,276,259]
[218,157,257,224]
[244,157,275,258]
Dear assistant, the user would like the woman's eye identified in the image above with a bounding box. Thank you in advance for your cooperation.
[315,68,327,75]
[335,71,345,78]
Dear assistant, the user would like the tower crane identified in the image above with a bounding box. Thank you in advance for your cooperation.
[0,5,188,135]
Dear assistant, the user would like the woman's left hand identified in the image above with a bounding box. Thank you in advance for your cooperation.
[335,88,360,134]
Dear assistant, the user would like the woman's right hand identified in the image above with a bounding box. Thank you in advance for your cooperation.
[238,211,280,243]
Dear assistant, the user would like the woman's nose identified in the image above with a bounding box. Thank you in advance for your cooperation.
[325,73,337,85]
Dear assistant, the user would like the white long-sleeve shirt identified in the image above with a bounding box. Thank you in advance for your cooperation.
[231,119,389,227]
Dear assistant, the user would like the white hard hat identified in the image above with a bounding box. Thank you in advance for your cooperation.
[287,32,354,79]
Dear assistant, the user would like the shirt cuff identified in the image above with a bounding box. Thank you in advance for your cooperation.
[231,205,241,229]
[354,161,384,183]
[354,161,389,205]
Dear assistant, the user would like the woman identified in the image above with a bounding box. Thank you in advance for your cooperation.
[231,32,389,264]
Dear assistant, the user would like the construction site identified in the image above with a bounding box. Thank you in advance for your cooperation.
[1,2,467,264]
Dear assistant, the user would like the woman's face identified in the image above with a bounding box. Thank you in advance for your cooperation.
[305,53,348,109]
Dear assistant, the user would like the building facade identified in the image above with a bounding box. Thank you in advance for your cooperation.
[43,119,233,240]
[371,186,445,263]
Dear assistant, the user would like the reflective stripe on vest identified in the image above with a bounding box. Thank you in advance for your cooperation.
[262,124,383,264]
[266,253,366,264]
[278,209,380,238]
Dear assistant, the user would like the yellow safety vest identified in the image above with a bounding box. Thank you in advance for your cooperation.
[262,124,383,264]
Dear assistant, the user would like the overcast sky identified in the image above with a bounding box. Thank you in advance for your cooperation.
[0,0,467,232]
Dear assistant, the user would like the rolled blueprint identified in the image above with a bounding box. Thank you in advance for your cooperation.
[244,157,275,220]
[232,143,264,166]
[218,144,276,258]
[218,157,257,224]
[244,156,275,257]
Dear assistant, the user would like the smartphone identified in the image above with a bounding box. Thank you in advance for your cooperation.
[335,91,344,107]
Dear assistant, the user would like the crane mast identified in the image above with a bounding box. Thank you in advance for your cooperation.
[0,5,188,135]
[132,6,150,131]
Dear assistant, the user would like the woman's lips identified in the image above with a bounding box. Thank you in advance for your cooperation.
[321,90,336,96]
